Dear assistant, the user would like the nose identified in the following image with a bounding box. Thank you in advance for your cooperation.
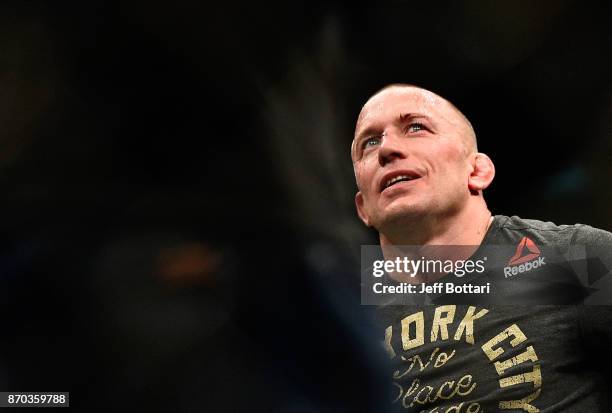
[378,130,406,166]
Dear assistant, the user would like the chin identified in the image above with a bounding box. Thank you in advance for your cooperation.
[374,202,429,231]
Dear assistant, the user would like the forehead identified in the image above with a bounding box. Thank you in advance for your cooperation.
[355,87,455,133]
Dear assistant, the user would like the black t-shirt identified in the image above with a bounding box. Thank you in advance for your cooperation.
[376,215,612,412]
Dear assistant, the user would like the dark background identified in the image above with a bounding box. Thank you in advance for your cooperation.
[0,1,609,411]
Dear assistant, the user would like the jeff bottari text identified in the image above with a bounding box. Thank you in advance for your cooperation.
[373,282,491,294]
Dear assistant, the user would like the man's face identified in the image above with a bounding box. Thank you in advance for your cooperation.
[352,87,474,233]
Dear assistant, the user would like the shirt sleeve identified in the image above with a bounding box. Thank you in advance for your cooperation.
[573,224,612,350]
[568,224,612,305]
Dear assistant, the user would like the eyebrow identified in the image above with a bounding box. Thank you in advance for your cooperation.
[398,112,431,124]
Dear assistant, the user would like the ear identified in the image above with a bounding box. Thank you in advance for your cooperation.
[355,191,372,227]
[468,153,495,191]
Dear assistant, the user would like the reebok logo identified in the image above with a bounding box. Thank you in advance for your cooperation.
[503,237,546,278]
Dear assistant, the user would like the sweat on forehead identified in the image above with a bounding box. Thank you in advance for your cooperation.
[354,84,477,153]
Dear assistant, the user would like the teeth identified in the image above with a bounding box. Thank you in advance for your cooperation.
[385,175,414,188]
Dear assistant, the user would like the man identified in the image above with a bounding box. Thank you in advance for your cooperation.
[351,84,612,412]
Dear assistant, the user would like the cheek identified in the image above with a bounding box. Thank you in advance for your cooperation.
[438,144,462,162]
[354,162,375,192]
[354,168,365,190]
[436,146,468,175]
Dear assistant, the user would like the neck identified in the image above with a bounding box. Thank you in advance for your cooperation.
[378,199,493,284]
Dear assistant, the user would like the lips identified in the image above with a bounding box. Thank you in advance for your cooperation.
[379,170,422,192]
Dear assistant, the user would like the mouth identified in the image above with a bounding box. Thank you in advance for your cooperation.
[380,171,421,192]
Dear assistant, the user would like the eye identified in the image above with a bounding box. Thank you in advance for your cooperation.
[362,136,381,149]
[405,122,426,133]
